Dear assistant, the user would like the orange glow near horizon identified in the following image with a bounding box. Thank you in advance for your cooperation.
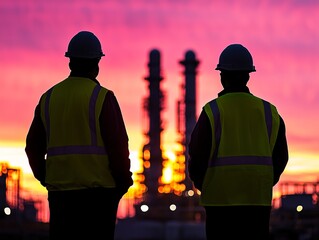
[1,138,319,195]
[1,142,319,222]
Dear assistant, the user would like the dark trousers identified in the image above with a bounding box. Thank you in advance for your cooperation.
[204,205,271,240]
[48,188,121,240]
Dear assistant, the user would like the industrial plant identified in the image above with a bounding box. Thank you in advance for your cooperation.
[0,49,318,240]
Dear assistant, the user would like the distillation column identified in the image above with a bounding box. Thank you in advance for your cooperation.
[143,49,164,198]
[179,50,199,190]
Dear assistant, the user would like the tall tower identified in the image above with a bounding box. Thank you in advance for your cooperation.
[142,49,164,199]
[135,49,205,222]
[178,50,200,190]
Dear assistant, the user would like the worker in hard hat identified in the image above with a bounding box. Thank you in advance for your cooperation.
[188,44,288,239]
[25,31,133,240]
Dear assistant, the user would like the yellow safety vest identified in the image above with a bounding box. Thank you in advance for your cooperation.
[201,92,280,206]
[40,77,115,191]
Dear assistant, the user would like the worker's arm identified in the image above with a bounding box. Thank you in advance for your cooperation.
[25,103,47,187]
[100,90,133,196]
[272,116,289,186]
[188,110,212,191]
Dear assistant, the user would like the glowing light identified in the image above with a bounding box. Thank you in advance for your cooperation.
[129,150,142,173]
[162,167,173,184]
[132,174,145,182]
[196,189,201,195]
[143,149,150,161]
[4,207,11,216]
[164,150,177,162]
[125,150,148,199]
[296,205,303,212]
[187,190,194,197]
[144,160,150,169]
[140,204,149,213]
[169,204,177,211]
[157,145,190,195]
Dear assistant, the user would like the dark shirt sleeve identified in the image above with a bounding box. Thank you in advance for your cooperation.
[188,110,212,191]
[100,91,133,194]
[25,102,47,187]
[272,116,289,185]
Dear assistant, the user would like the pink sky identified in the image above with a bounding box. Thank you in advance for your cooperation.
[1,0,319,184]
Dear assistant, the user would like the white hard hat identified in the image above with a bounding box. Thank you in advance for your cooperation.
[216,44,256,72]
[65,31,105,59]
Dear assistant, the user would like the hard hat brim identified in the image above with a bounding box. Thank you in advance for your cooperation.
[215,65,256,72]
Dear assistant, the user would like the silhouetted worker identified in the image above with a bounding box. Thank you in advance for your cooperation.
[25,31,133,240]
[188,44,288,240]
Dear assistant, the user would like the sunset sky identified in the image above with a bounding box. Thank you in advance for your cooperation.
[1,0,319,194]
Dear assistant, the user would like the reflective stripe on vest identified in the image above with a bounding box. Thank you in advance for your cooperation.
[207,99,273,168]
[201,93,280,206]
[40,77,116,190]
[44,84,107,156]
